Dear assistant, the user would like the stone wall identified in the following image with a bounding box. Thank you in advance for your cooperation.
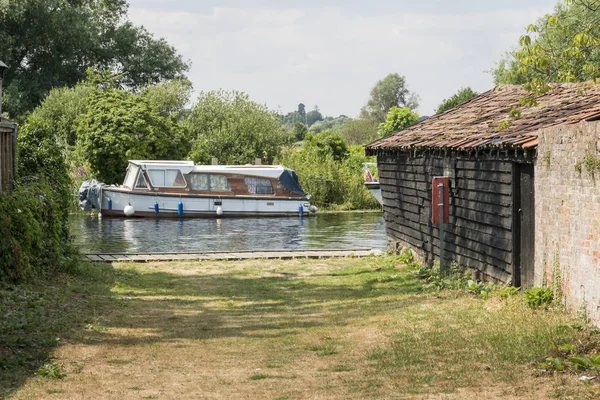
[536,121,600,324]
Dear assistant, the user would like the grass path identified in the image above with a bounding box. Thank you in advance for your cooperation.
[2,256,596,399]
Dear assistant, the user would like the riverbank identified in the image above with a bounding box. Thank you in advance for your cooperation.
[2,257,596,399]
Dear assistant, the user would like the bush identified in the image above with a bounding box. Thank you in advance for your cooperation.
[278,134,380,210]
[524,287,554,309]
[0,181,75,283]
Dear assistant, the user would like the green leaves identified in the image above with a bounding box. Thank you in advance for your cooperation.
[435,87,479,114]
[186,90,286,166]
[377,107,419,137]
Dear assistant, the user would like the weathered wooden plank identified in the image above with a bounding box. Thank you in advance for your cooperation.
[456,159,512,173]
[455,180,512,195]
[456,169,512,184]
[86,255,104,262]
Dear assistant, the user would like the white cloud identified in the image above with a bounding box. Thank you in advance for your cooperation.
[128,4,552,116]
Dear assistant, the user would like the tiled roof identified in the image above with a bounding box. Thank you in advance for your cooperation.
[365,83,600,153]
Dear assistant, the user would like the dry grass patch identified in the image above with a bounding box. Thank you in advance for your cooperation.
[3,256,599,399]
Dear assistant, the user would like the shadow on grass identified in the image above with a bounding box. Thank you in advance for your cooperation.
[0,263,117,398]
[99,261,425,346]
[0,257,424,396]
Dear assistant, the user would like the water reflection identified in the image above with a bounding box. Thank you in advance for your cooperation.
[70,213,387,253]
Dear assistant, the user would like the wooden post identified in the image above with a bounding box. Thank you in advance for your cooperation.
[438,182,447,275]
[255,158,262,165]
[211,158,219,166]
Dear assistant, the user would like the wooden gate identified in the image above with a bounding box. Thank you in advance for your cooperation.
[0,122,16,195]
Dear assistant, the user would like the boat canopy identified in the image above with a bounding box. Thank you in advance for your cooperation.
[278,168,306,196]
[127,161,307,196]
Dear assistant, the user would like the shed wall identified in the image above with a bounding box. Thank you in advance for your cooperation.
[0,126,16,195]
[535,121,600,325]
[378,152,514,282]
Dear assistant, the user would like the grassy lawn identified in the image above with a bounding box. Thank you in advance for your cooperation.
[1,256,598,399]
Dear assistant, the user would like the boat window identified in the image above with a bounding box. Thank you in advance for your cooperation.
[147,169,165,187]
[123,164,139,188]
[188,174,231,191]
[189,174,209,191]
[211,175,230,191]
[166,170,187,187]
[148,169,187,188]
[244,177,273,194]
[135,171,149,189]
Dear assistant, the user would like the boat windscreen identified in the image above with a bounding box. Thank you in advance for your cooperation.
[278,169,306,196]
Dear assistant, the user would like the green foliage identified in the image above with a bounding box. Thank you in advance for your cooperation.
[278,141,379,210]
[435,87,479,114]
[524,287,554,309]
[304,130,349,161]
[377,107,419,137]
[76,89,189,184]
[498,286,521,299]
[186,90,286,165]
[141,79,193,118]
[360,73,419,123]
[306,108,324,127]
[38,361,67,379]
[340,119,379,145]
[0,181,75,283]
[494,0,600,87]
[309,115,351,133]
[293,122,308,142]
[0,0,188,117]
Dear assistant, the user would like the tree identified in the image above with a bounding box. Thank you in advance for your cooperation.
[340,119,379,145]
[378,107,419,137]
[142,79,193,118]
[0,0,189,117]
[435,87,479,114]
[493,0,600,95]
[76,89,189,184]
[310,115,350,133]
[306,106,324,127]
[304,130,349,161]
[293,122,308,141]
[297,103,306,123]
[360,73,419,123]
[186,90,286,165]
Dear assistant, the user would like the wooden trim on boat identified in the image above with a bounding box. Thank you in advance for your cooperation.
[101,186,308,201]
[100,209,310,218]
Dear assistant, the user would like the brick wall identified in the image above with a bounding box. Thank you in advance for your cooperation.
[536,121,600,324]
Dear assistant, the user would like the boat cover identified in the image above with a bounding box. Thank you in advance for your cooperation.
[278,169,306,196]
[79,180,104,211]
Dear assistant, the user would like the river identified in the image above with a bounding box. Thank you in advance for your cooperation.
[70,212,387,253]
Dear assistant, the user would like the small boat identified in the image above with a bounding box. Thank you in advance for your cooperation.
[79,160,317,218]
[363,163,382,205]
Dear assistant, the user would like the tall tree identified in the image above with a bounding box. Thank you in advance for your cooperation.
[360,73,419,123]
[76,89,189,184]
[0,0,189,117]
[306,106,323,127]
[377,107,419,137]
[186,90,286,165]
[435,87,479,114]
[493,0,600,95]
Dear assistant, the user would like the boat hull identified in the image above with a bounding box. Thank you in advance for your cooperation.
[98,188,314,218]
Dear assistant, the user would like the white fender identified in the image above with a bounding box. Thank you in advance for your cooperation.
[124,204,135,217]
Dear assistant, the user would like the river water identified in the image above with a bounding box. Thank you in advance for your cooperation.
[70,212,387,253]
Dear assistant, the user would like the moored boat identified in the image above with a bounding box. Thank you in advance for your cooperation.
[79,160,317,218]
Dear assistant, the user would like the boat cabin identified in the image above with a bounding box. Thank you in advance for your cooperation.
[121,160,307,198]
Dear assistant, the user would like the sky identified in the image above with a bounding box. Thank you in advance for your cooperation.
[126,0,556,118]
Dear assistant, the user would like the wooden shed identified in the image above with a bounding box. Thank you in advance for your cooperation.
[0,118,17,195]
[365,83,600,287]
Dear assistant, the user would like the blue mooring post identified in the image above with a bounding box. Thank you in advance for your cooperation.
[298,205,304,217]
[154,202,159,214]
[177,201,184,216]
